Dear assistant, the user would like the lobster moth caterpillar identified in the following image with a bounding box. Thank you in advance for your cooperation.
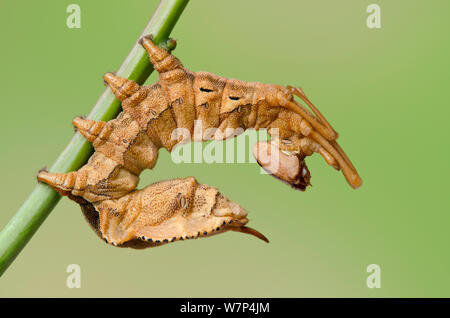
[38,35,361,248]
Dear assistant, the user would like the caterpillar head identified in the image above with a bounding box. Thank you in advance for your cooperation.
[253,141,311,191]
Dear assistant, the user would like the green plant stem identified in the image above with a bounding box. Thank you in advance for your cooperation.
[0,0,190,277]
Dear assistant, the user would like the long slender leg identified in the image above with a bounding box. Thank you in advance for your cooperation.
[318,148,340,170]
[330,139,358,173]
[310,130,362,189]
[298,136,340,170]
[288,86,358,174]
[287,86,338,139]
[271,86,362,188]
[288,86,359,178]
[274,93,338,141]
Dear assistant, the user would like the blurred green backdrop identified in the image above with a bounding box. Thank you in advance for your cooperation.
[0,0,449,297]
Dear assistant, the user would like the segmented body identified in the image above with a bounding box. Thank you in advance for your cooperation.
[37,36,361,248]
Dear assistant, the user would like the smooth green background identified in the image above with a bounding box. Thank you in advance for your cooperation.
[0,0,449,297]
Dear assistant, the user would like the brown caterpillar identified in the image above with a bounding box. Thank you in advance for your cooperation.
[37,35,361,248]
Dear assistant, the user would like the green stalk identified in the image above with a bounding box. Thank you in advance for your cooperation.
[0,0,190,277]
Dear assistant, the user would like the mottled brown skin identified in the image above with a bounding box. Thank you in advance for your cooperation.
[37,35,362,248]
[78,177,267,248]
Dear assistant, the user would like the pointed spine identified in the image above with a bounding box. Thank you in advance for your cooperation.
[73,117,106,143]
[104,73,140,101]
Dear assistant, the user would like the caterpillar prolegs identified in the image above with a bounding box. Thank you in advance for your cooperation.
[37,36,361,248]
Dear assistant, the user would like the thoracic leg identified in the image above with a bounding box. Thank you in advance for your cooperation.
[299,136,340,170]
[266,109,338,167]
[271,89,362,189]
[287,86,359,177]
[252,106,344,189]
[287,86,338,140]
